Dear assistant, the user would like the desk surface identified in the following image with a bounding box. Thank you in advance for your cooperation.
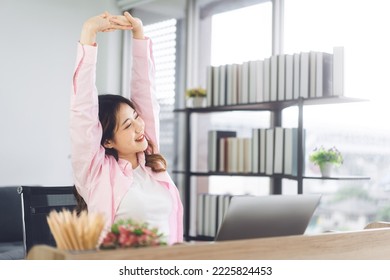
[27,227,390,260]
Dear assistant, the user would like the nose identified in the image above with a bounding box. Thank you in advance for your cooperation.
[134,118,144,134]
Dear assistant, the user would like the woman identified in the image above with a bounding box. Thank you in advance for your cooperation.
[70,11,183,245]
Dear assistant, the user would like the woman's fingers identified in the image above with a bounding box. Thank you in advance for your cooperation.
[124,12,142,27]
[109,16,132,27]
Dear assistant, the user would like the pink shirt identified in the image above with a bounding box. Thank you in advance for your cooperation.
[70,38,183,245]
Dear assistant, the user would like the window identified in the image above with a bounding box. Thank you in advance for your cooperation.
[284,0,390,232]
[144,19,177,172]
[207,2,273,196]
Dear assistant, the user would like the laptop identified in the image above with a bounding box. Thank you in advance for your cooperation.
[214,194,321,241]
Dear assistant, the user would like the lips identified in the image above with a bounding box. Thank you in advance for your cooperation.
[135,134,145,142]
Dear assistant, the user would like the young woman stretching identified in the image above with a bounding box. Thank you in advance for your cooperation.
[70,11,183,245]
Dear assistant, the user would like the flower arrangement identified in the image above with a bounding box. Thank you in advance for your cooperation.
[309,146,343,168]
[185,87,206,98]
[100,219,167,249]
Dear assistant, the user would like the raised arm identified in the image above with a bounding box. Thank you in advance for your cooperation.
[111,12,161,151]
[70,13,133,190]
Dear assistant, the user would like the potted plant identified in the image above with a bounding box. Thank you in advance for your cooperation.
[186,87,206,108]
[309,146,343,177]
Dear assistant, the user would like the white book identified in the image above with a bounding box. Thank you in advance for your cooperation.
[293,53,300,99]
[273,127,284,174]
[259,128,267,173]
[265,128,274,175]
[300,52,310,98]
[237,137,245,173]
[263,58,270,102]
[212,66,220,107]
[284,128,298,176]
[237,64,243,104]
[285,54,294,100]
[244,138,252,173]
[248,60,261,103]
[197,193,205,236]
[203,194,211,236]
[255,60,264,102]
[223,194,233,224]
[232,64,239,104]
[309,51,317,98]
[270,55,278,101]
[226,64,234,105]
[241,61,250,104]
[219,64,227,105]
[277,54,286,101]
[333,46,344,96]
[252,129,260,173]
[208,194,218,237]
[206,66,213,107]
[217,194,226,232]
[227,137,238,173]
[316,52,333,97]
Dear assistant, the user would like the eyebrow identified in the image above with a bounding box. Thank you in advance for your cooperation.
[121,111,138,127]
[121,118,130,127]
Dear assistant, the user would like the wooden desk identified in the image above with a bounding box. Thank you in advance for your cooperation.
[27,227,390,260]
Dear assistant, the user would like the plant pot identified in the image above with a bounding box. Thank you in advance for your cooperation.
[186,97,206,108]
[319,163,333,177]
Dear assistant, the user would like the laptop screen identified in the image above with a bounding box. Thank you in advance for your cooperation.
[215,194,321,242]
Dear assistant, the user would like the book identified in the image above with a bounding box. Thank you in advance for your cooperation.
[227,64,239,105]
[219,64,227,105]
[219,137,228,172]
[227,137,239,173]
[309,51,317,98]
[259,128,267,174]
[293,53,300,99]
[316,51,333,97]
[263,58,271,102]
[270,55,278,101]
[203,194,211,236]
[333,46,344,96]
[197,193,206,236]
[283,128,298,176]
[212,66,220,106]
[237,137,245,173]
[252,129,260,173]
[285,54,294,100]
[249,60,264,103]
[278,54,286,101]
[243,138,252,173]
[208,194,219,237]
[265,128,274,175]
[206,66,213,106]
[208,130,237,172]
[240,61,250,104]
[299,52,309,98]
[273,127,284,174]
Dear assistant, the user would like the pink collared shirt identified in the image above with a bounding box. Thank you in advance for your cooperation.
[70,38,183,245]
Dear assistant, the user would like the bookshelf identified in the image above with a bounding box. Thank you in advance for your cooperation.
[175,96,369,241]
[175,46,370,241]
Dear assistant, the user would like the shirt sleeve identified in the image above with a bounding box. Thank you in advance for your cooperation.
[130,38,160,152]
[70,43,106,196]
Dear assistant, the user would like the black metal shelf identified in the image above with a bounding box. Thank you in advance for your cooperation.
[174,96,367,113]
[173,170,370,181]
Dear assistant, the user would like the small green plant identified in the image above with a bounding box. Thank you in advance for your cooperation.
[185,87,206,98]
[309,146,343,168]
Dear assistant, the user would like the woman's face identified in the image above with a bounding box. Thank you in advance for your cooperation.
[105,103,147,159]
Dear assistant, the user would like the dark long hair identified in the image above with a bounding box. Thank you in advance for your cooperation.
[74,94,167,213]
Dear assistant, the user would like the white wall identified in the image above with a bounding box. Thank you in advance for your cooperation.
[0,0,122,186]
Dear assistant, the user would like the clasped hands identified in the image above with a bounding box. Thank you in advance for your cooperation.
[81,11,144,44]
